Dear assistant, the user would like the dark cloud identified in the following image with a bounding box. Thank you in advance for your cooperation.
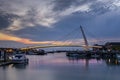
[53,0,94,11]
[0,0,114,32]
[0,0,120,47]
[0,12,12,29]
[53,0,77,11]
[53,0,113,15]
[9,26,60,41]
[0,10,18,30]
[89,2,111,15]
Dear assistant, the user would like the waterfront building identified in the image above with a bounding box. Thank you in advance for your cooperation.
[105,42,120,51]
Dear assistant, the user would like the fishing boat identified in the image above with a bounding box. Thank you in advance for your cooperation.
[10,54,29,64]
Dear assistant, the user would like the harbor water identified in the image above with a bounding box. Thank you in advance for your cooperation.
[0,52,120,80]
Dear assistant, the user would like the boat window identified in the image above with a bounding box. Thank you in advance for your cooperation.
[15,55,23,58]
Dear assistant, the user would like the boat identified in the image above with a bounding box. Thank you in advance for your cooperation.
[10,54,29,64]
[36,50,47,55]
[66,51,87,58]
[91,53,100,58]
[116,54,120,63]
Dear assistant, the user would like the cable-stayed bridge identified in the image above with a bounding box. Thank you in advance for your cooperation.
[21,26,102,50]
[21,44,102,50]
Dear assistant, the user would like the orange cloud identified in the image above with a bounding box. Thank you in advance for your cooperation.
[0,33,76,45]
[0,32,93,46]
[0,33,53,44]
[2,32,114,46]
[0,33,79,45]
[0,33,22,41]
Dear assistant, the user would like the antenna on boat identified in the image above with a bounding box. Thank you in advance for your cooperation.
[80,26,89,51]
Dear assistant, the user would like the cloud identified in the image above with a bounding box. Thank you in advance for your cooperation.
[1,0,119,32]
[0,11,17,29]
[1,31,120,48]
[113,0,120,7]
[0,32,97,46]
[52,0,77,11]
[0,32,52,44]
[0,0,57,31]
[0,0,120,47]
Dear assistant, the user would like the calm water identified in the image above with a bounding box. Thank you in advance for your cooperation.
[1,53,120,80]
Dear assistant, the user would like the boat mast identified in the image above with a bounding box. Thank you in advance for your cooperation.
[80,26,89,51]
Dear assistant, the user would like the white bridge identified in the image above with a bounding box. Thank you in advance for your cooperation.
[21,45,102,50]
[21,26,102,50]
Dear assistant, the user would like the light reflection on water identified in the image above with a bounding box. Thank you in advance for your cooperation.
[1,53,120,80]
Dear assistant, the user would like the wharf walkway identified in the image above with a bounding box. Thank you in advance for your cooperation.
[0,61,11,66]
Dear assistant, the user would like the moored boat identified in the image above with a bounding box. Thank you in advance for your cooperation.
[10,54,29,64]
[116,54,120,63]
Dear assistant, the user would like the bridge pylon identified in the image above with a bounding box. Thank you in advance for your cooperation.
[80,26,89,51]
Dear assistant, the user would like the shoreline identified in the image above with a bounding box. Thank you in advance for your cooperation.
[0,62,11,66]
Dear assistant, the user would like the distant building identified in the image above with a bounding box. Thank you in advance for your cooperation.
[105,42,120,50]
[93,44,105,51]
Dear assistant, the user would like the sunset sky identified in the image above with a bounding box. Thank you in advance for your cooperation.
[0,0,120,48]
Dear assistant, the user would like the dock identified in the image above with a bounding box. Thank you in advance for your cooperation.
[0,62,11,66]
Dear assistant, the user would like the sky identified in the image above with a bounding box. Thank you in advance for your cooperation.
[0,0,120,48]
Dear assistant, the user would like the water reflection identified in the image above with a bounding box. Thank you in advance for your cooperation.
[67,56,101,61]
[66,56,104,71]
[67,56,120,66]
[11,64,28,69]
[1,53,120,80]
[105,58,120,66]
